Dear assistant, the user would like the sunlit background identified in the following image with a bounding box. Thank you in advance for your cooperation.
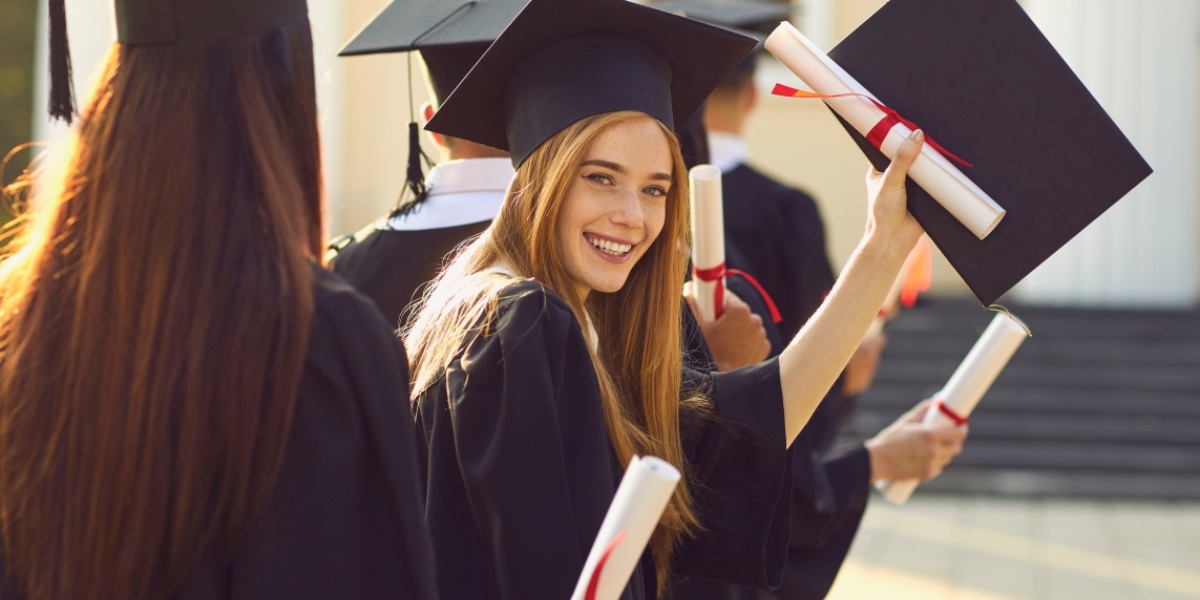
[2,0,1197,597]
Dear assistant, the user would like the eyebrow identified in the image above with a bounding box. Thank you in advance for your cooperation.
[581,159,672,182]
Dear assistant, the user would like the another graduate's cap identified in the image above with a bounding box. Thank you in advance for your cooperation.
[651,0,789,41]
[47,0,307,123]
[425,0,757,167]
[652,0,790,82]
[824,0,1152,305]
[339,0,530,103]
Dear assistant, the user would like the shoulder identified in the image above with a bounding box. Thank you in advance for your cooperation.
[727,164,821,214]
[323,219,387,266]
[309,266,396,339]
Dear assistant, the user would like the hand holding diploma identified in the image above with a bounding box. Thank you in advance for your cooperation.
[877,309,1031,504]
[571,456,680,600]
[765,22,1005,240]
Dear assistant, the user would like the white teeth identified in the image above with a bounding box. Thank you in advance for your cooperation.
[588,235,632,256]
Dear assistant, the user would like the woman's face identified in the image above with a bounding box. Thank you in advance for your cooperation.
[557,116,673,297]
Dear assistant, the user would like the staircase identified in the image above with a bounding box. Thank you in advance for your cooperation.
[838,299,1200,500]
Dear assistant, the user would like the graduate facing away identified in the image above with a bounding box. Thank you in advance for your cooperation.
[0,0,435,598]
[405,0,930,597]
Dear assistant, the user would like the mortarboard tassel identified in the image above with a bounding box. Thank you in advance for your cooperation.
[405,121,430,199]
[48,0,76,124]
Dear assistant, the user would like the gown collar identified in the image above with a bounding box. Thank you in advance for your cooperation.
[707,130,748,174]
[484,260,600,351]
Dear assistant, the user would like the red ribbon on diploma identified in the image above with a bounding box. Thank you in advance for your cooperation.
[934,397,969,427]
[771,84,973,169]
[585,530,626,600]
[692,263,783,324]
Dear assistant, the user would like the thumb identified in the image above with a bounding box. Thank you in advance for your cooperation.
[881,129,925,193]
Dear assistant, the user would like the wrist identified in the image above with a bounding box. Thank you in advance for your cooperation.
[859,228,918,266]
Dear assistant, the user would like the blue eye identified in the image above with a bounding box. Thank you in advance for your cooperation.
[643,186,668,197]
[586,173,614,185]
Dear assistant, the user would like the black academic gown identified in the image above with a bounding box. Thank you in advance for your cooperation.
[329,220,490,327]
[0,269,436,600]
[721,164,835,343]
[416,279,793,600]
[172,268,437,599]
[671,275,869,600]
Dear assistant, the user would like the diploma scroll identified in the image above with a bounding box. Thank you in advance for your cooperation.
[571,455,681,600]
[877,309,1030,505]
[765,22,1006,240]
[690,165,725,322]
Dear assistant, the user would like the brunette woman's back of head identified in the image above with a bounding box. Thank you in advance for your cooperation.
[0,11,323,600]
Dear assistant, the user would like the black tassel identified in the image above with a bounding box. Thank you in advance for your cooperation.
[48,0,76,124]
[405,121,430,198]
[391,121,434,218]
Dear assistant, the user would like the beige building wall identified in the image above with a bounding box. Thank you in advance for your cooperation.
[744,0,974,299]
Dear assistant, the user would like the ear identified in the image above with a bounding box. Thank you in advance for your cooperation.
[742,80,759,114]
[420,101,445,147]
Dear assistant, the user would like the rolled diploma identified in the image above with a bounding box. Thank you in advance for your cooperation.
[765,22,1006,240]
[878,310,1030,505]
[690,165,725,322]
[570,455,681,600]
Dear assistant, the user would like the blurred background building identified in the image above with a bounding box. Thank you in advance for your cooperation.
[4,0,1199,598]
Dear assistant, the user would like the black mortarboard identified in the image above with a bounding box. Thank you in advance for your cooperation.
[114,0,308,45]
[824,0,1152,305]
[652,0,790,82]
[47,0,307,123]
[338,0,529,103]
[426,0,757,167]
[650,0,789,37]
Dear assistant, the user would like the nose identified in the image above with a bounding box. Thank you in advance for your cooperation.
[608,187,645,231]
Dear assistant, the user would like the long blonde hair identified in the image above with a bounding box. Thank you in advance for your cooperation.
[406,110,704,588]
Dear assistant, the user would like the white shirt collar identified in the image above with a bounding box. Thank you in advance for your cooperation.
[386,157,515,231]
[707,131,748,174]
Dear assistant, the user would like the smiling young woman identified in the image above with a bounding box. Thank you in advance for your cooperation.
[403,0,925,597]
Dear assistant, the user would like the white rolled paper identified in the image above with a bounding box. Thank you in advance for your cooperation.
[765,22,1006,240]
[689,165,725,322]
[570,456,681,600]
[878,310,1030,505]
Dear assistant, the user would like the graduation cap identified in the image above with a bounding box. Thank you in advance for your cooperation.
[426,0,757,167]
[339,0,534,210]
[339,0,531,102]
[821,0,1152,305]
[46,0,308,123]
[650,0,789,38]
[652,0,790,84]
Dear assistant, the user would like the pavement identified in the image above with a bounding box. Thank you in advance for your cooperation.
[825,494,1200,599]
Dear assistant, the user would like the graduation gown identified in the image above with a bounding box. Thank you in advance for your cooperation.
[672,278,869,600]
[0,268,436,599]
[720,162,835,343]
[416,278,793,600]
[328,157,512,327]
[167,268,438,599]
[329,221,490,326]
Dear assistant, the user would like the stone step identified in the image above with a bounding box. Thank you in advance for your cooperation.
[843,412,1200,446]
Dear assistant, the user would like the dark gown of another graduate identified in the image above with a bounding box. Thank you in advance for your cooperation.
[721,164,834,343]
[416,278,793,600]
[168,268,438,599]
[671,274,869,600]
[329,220,490,327]
[0,268,437,600]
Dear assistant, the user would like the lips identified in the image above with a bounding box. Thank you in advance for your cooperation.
[584,233,633,257]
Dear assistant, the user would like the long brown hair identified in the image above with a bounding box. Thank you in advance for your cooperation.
[0,21,322,600]
[406,110,703,589]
